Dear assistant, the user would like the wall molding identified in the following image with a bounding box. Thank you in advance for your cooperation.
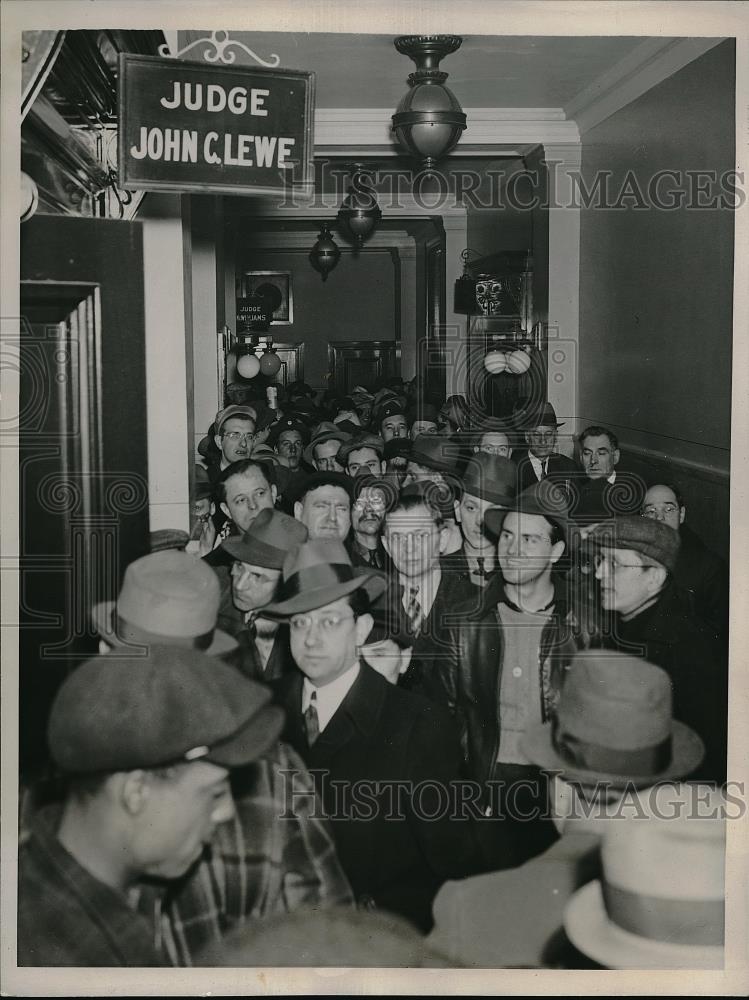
[565,37,726,136]
[623,441,730,485]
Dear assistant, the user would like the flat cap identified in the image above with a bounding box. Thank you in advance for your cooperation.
[48,645,284,773]
[588,515,681,573]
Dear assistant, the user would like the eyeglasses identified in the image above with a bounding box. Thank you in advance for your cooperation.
[353,496,386,512]
[289,613,355,632]
[642,504,679,516]
[222,430,256,444]
[593,552,646,572]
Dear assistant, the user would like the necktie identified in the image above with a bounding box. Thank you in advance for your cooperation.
[539,458,548,480]
[304,690,320,747]
[475,556,487,578]
[406,585,423,637]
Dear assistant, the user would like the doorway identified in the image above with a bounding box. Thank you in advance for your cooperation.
[328,340,400,394]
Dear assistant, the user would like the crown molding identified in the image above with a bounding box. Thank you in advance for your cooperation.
[565,37,727,136]
[313,107,579,151]
[239,231,416,252]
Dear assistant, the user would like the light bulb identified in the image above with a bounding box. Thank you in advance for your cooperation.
[237,353,261,379]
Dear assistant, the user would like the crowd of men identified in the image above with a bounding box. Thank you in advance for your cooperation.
[18,376,730,970]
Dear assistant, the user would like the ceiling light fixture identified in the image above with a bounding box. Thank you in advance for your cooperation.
[309,222,342,282]
[391,35,467,172]
[336,163,382,250]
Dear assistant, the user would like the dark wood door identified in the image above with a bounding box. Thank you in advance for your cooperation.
[18,216,149,773]
[328,340,400,394]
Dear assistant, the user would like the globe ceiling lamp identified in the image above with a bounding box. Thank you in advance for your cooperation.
[309,222,341,282]
[336,163,382,250]
[391,35,467,173]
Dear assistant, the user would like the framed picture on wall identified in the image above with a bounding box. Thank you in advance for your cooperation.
[240,271,293,324]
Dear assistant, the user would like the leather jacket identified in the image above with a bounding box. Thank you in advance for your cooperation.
[424,573,593,788]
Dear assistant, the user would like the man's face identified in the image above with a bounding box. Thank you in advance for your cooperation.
[525,424,557,461]
[231,561,281,612]
[346,447,384,478]
[313,439,344,473]
[581,434,620,480]
[361,638,412,685]
[220,468,277,532]
[381,414,408,442]
[594,547,659,615]
[356,402,373,425]
[410,419,438,439]
[403,460,442,486]
[295,485,351,540]
[352,486,387,537]
[497,511,565,586]
[478,431,511,458]
[191,497,211,528]
[383,504,446,578]
[455,492,497,551]
[289,596,372,687]
[642,485,684,533]
[276,430,304,469]
[216,417,256,464]
[132,761,234,879]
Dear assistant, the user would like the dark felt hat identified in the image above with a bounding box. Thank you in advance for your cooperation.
[338,433,386,468]
[302,422,352,465]
[376,399,407,425]
[266,417,311,448]
[383,438,413,462]
[262,539,387,617]
[406,402,439,425]
[521,649,704,786]
[513,399,564,430]
[222,508,308,569]
[460,452,517,507]
[48,645,285,773]
[587,516,681,574]
[484,479,570,540]
[409,433,460,475]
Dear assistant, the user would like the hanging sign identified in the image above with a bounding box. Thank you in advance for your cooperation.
[236,295,272,331]
[118,54,315,196]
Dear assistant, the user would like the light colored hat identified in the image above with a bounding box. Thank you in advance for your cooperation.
[91,551,237,657]
[302,421,351,465]
[521,650,704,786]
[564,784,726,969]
[262,539,386,618]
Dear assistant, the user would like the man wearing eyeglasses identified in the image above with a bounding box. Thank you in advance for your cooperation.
[588,515,727,782]
[213,405,257,469]
[641,483,728,640]
[263,539,483,932]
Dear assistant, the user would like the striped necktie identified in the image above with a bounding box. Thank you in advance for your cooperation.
[406,585,423,638]
[304,690,320,747]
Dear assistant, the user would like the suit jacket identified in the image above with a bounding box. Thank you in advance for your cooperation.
[514,449,579,495]
[272,662,484,931]
[397,558,482,699]
[570,469,649,524]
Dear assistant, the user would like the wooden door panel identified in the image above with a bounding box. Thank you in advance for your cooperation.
[18,216,149,773]
[328,340,400,394]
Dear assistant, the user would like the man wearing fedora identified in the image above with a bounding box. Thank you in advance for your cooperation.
[451,452,518,588]
[403,434,464,554]
[303,421,351,473]
[428,650,707,968]
[18,646,285,966]
[588,515,727,782]
[513,400,578,495]
[429,481,594,819]
[338,432,386,479]
[382,483,481,697]
[264,539,480,932]
[216,508,309,680]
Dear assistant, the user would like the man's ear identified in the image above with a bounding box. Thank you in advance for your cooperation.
[453,499,462,523]
[214,433,223,453]
[646,565,668,594]
[271,484,278,504]
[380,460,386,475]
[220,502,231,520]
[438,525,450,555]
[355,613,374,647]
[613,448,621,467]
[524,431,533,448]
[679,506,686,525]
[293,500,303,522]
[549,540,566,566]
[120,771,149,816]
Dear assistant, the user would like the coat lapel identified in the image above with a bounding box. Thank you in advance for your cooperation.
[307,664,386,767]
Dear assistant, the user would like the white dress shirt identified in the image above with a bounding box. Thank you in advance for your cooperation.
[302,662,360,733]
[528,452,547,481]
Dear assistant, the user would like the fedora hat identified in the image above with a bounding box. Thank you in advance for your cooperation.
[484,479,570,540]
[513,399,564,430]
[564,784,725,968]
[409,433,460,475]
[49,645,284,773]
[460,452,517,507]
[262,539,387,618]
[222,508,308,569]
[337,432,386,468]
[91,551,238,657]
[521,650,704,787]
[302,422,352,465]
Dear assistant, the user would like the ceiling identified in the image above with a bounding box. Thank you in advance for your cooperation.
[178,31,653,111]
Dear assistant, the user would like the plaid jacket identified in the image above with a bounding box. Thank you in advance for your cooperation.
[140,740,354,966]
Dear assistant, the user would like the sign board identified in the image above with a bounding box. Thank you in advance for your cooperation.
[236,295,272,331]
[118,54,315,196]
